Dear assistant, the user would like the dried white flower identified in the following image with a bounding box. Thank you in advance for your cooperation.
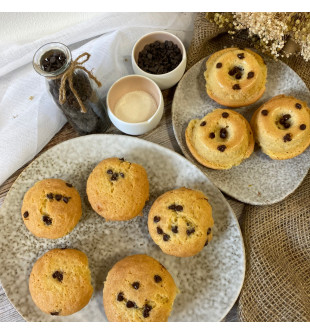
[205,12,310,61]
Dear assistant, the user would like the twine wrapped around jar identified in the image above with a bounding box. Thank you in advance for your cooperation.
[57,52,102,113]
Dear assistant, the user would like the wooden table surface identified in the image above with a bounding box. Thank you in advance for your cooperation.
[0,90,243,321]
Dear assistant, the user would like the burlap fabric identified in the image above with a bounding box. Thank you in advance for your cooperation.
[186,13,310,322]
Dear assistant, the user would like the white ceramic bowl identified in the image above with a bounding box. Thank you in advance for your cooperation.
[132,31,187,90]
[107,75,164,135]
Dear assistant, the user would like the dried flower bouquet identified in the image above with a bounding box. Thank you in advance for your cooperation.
[206,12,310,61]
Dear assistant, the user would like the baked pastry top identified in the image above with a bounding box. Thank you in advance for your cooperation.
[204,48,267,107]
[186,108,254,169]
[86,157,149,221]
[148,187,214,257]
[103,254,178,322]
[21,178,82,239]
[250,95,310,160]
[29,248,93,316]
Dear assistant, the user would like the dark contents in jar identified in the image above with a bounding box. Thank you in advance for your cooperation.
[41,49,110,135]
[40,50,67,72]
[138,40,182,75]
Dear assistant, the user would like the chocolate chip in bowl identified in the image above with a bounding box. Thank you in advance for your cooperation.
[132,31,187,90]
[137,40,182,75]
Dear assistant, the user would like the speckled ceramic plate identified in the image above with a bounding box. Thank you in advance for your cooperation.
[0,135,244,322]
[172,55,310,205]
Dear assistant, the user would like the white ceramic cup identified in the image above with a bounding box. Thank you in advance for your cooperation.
[132,31,187,90]
[107,75,164,135]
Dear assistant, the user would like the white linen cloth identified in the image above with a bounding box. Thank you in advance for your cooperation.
[0,12,195,185]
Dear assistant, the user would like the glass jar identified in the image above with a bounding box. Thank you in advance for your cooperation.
[33,42,110,135]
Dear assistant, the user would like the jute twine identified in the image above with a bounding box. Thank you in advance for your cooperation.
[186,13,310,322]
[57,52,102,113]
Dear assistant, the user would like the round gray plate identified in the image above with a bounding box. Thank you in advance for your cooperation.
[172,56,310,205]
[0,135,244,322]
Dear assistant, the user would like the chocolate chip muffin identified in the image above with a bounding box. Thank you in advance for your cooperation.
[103,254,178,322]
[86,157,149,221]
[29,248,93,316]
[250,95,310,159]
[148,188,214,257]
[204,48,267,107]
[185,109,254,169]
[21,179,82,239]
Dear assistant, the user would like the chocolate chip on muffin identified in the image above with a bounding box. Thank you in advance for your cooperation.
[295,103,302,109]
[117,292,124,301]
[46,193,54,200]
[154,275,162,283]
[217,145,226,152]
[63,196,70,204]
[163,234,170,241]
[232,84,241,90]
[50,311,60,316]
[220,128,228,139]
[132,282,140,290]
[237,53,245,59]
[55,194,62,201]
[283,133,292,142]
[153,216,161,223]
[186,228,195,236]
[111,173,119,181]
[171,226,178,233]
[143,304,152,318]
[168,204,176,210]
[157,227,163,235]
[247,71,255,79]
[52,271,63,282]
[42,215,52,226]
[126,300,136,308]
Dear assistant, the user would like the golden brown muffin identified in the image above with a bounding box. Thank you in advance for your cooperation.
[148,188,214,257]
[21,179,82,239]
[204,48,267,107]
[103,254,178,322]
[29,248,93,316]
[86,157,149,221]
[250,95,310,160]
[185,109,254,169]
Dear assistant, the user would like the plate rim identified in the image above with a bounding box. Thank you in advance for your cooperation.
[172,55,310,206]
[0,133,246,322]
